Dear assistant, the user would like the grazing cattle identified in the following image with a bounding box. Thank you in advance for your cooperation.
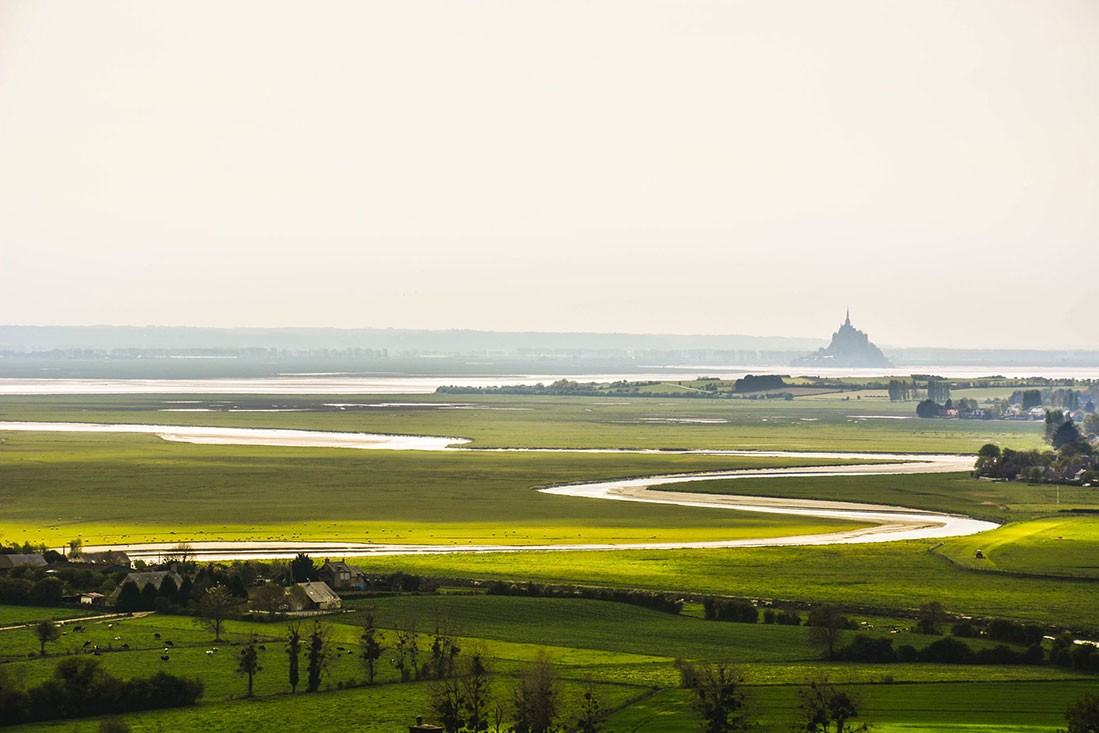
[211,647,219,653]
[154,633,161,639]
[120,644,129,650]
[205,650,215,656]
[107,624,113,629]
[160,655,169,661]
[165,640,174,647]
[113,636,122,641]
[82,640,91,648]
[257,645,266,651]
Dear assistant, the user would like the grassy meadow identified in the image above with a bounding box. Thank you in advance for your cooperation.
[1,595,1092,733]
[0,388,1045,453]
[1,385,1096,731]
[0,431,875,547]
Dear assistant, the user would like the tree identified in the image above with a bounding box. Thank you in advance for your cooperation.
[430,618,461,680]
[360,609,384,685]
[290,553,317,583]
[29,577,65,606]
[140,583,160,612]
[975,443,1001,472]
[306,622,330,693]
[114,582,142,613]
[34,620,61,657]
[251,584,290,616]
[691,661,751,733]
[237,635,261,697]
[194,585,239,642]
[797,678,869,733]
[286,622,302,693]
[1084,413,1099,437]
[1053,420,1083,450]
[1021,389,1043,410]
[432,645,493,733]
[808,605,847,661]
[511,652,558,733]
[1063,691,1099,733]
[915,400,941,419]
[461,650,493,733]
[394,620,420,682]
[915,601,946,635]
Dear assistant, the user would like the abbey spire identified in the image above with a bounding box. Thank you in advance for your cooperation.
[791,311,892,368]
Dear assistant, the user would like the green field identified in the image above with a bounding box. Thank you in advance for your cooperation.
[1,595,1091,733]
[0,389,1045,453]
[0,431,873,547]
[656,472,1099,523]
[0,388,1095,732]
[936,516,1099,579]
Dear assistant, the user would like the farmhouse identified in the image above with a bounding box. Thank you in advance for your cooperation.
[69,550,132,572]
[292,581,342,611]
[0,554,48,575]
[319,560,366,591]
[108,570,183,605]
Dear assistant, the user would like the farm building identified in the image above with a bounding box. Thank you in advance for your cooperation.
[319,560,367,591]
[292,581,342,611]
[0,554,48,575]
[108,570,184,605]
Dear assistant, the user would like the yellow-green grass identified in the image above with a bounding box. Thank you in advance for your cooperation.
[2,595,1090,733]
[0,431,877,547]
[607,680,1096,733]
[343,540,1099,628]
[0,604,95,627]
[654,472,1099,523]
[0,390,1044,453]
[936,516,1099,579]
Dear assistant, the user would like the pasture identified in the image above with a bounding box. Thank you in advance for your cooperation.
[1,594,1091,733]
[0,387,1095,731]
[0,388,1045,453]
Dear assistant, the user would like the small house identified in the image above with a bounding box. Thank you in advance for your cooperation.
[319,560,367,591]
[63,592,107,606]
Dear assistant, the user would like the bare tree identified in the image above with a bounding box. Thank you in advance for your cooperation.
[194,585,239,642]
[808,605,847,661]
[461,649,493,733]
[692,661,751,733]
[511,651,558,733]
[575,677,603,733]
[394,619,420,682]
[797,677,869,733]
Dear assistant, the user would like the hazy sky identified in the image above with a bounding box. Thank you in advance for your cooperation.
[1,1,1096,348]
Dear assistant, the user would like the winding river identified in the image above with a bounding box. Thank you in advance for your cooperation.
[0,421,993,561]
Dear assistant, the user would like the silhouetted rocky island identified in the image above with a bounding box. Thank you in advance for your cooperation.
[792,311,893,368]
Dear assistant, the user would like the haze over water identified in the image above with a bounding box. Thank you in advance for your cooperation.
[1,365,1098,395]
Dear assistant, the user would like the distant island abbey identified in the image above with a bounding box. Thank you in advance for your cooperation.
[792,310,893,368]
